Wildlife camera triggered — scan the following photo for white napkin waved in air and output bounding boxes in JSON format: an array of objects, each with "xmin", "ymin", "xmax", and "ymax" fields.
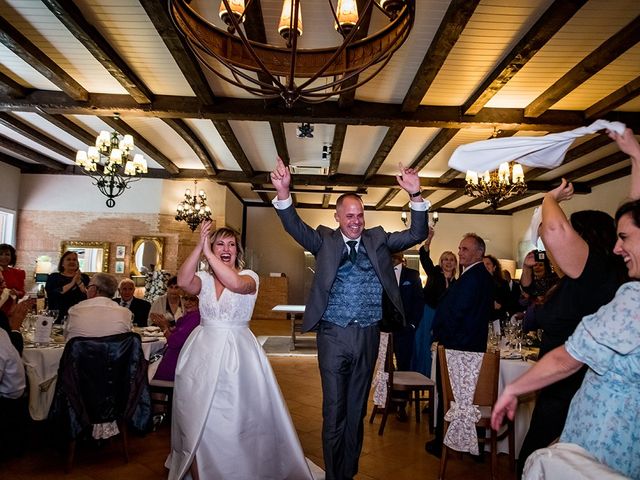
[{"xmin": 448, "ymin": 119, "xmax": 625, "ymax": 174}]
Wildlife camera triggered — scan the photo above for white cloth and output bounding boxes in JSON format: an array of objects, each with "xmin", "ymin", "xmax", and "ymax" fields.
[
  {"xmin": 523, "ymin": 443, "xmax": 630, "ymax": 480},
  {"xmin": 527, "ymin": 207, "xmax": 543, "ymax": 248},
  {"xmin": 167, "ymin": 270, "xmax": 313, "ymax": 480},
  {"xmin": 443, "ymin": 349, "xmax": 483, "ymax": 455},
  {"xmin": 148, "ymin": 294, "xmax": 183, "ymax": 326},
  {"xmin": 0, "ymin": 329, "xmax": 25, "ymax": 399},
  {"xmin": 64, "ymin": 296, "xmax": 132, "ymax": 341},
  {"xmin": 448, "ymin": 119, "xmax": 625, "ymax": 174}
]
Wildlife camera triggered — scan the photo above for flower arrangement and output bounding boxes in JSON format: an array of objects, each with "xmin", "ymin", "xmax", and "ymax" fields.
[{"xmin": 144, "ymin": 270, "xmax": 171, "ymax": 303}]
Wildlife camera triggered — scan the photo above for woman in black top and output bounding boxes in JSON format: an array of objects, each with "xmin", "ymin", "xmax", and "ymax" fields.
[
  {"xmin": 412, "ymin": 226, "xmax": 457, "ymax": 376},
  {"xmin": 516, "ymin": 179, "xmax": 627, "ymax": 477},
  {"xmin": 483, "ymin": 254, "xmax": 511, "ymax": 322},
  {"xmin": 44, "ymin": 251, "xmax": 90, "ymax": 323}
]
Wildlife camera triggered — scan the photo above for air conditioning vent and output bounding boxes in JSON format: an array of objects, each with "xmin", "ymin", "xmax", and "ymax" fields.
[{"xmin": 289, "ymin": 165, "xmax": 329, "ymax": 175}]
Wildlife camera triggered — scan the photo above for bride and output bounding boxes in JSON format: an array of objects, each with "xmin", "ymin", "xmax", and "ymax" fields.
[{"xmin": 167, "ymin": 221, "xmax": 313, "ymax": 480}]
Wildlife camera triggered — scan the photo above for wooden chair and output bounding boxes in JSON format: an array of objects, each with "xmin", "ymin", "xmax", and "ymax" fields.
[
  {"xmin": 369, "ymin": 332, "xmax": 436, "ymax": 435},
  {"xmin": 148, "ymin": 378, "xmax": 175, "ymax": 423},
  {"xmin": 437, "ymin": 345, "xmax": 515, "ymax": 480}
]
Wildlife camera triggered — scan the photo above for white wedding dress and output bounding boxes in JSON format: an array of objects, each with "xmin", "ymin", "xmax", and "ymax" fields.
[{"xmin": 167, "ymin": 270, "xmax": 314, "ymax": 480}]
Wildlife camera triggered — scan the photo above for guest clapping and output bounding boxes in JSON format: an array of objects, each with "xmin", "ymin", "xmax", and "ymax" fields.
[
  {"xmin": 0, "ymin": 244, "xmax": 25, "ymax": 315},
  {"xmin": 148, "ymin": 276, "xmax": 183, "ymax": 327},
  {"xmin": 44, "ymin": 251, "xmax": 90, "ymax": 323}
]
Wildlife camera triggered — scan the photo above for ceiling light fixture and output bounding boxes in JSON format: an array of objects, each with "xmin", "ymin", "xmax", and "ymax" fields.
[
  {"xmin": 169, "ymin": 0, "xmax": 415, "ymax": 107},
  {"xmin": 175, "ymin": 181, "xmax": 213, "ymax": 232},
  {"xmin": 464, "ymin": 162, "xmax": 527, "ymax": 210},
  {"xmin": 75, "ymin": 122, "xmax": 148, "ymax": 208}
]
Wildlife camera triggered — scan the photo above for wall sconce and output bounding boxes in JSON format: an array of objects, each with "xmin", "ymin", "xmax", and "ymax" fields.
[
  {"xmin": 431, "ymin": 211, "xmax": 439, "ymax": 225},
  {"xmin": 401, "ymin": 211, "xmax": 408, "ymax": 226}
]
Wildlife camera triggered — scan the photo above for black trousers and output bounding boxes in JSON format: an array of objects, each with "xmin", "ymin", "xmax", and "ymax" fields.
[{"xmin": 316, "ymin": 322, "xmax": 380, "ymax": 480}]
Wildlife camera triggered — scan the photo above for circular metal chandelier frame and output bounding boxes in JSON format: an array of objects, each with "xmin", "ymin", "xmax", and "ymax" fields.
[{"xmin": 169, "ymin": 0, "xmax": 415, "ymax": 106}]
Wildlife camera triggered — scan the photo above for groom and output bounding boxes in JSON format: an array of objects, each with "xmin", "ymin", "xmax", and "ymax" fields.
[{"xmin": 271, "ymin": 157, "xmax": 428, "ymax": 480}]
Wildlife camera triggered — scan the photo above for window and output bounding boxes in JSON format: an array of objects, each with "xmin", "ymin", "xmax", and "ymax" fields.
[{"xmin": 0, "ymin": 208, "xmax": 15, "ymax": 245}]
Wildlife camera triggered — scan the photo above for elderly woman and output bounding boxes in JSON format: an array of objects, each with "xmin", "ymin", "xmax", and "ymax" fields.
[
  {"xmin": 44, "ymin": 251, "xmax": 90, "ymax": 323},
  {"xmin": 413, "ymin": 226, "xmax": 458, "ymax": 375},
  {"xmin": 492, "ymin": 198, "xmax": 640, "ymax": 478}
]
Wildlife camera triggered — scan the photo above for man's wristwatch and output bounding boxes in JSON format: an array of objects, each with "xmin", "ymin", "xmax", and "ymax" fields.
[{"xmin": 409, "ymin": 190, "xmax": 422, "ymax": 198}]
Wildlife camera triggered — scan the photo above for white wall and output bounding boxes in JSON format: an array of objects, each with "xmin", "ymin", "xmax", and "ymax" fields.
[
  {"xmin": 20, "ymin": 175, "xmax": 227, "ymax": 218},
  {"xmin": 0, "ymin": 162, "xmax": 20, "ymax": 210},
  {"xmin": 225, "ymin": 190, "xmax": 244, "ymax": 233}
]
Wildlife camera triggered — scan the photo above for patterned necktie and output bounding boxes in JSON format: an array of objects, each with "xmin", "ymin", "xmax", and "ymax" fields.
[
  {"xmin": 347, "ymin": 240, "xmax": 357, "ymax": 263},
  {"xmin": 121, "ymin": 300, "xmax": 128, "ymax": 308}
]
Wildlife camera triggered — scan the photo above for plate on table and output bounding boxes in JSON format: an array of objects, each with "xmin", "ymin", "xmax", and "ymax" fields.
[
  {"xmin": 500, "ymin": 350, "xmax": 523, "ymax": 360},
  {"xmin": 141, "ymin": 337, "xmax": 160, "ymax": 343}
]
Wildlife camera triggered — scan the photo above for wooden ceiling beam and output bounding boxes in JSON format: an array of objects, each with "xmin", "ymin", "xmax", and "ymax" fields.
[
  {"xmin": 270, "ymin": 121, "xmax": 290, "ymax": 166},
  {"xmin": 411, "ymin": 128, "xmax": 460, "ymax": 171},
  {"xmin": 41, "ymin": 0, "xmax": 153, "ymax": 105},
  {"xmin": 429, "ymin": 191, "xmax": 466, "ymax": 211},
  {"xmin": 585, "ymin": 75, "xmax": 640, "ymax": 119},
  {"xmin": 0, "ymin": 151, "xmax": 34, "ymax": 170},
  {"xmin": 0, "ymin": 113, "xmax": 76, "ymax": 160},
  {"xmin": 0, "ymin": 134, "xmax": 66, "ymax": 170},
  {"xmin": 375, "ymin": 189, "xmax": 401, "ymax": 210},
  {"xmin": 3, "ymin": 91, "xmax": 627, "ymax": 130},
  {"xmin": 162, "ymin": 118, "xmax": 218, "ymax": 176},
  {"xmin": 363, "ymin": 126, "xmax": 404, "ymax": 179},
  {"xmin": 0, "ymin": 17, "xmax": 88, "ymax": 101},
  {"xmin": 211, "ymin": 120, "xmax": 254, "ymax": 177},
  {"xmin": 0, "ymin": 71, "xmax": 29, "ymax": 98},
  {"xmin": 525, "ymin": 15, "xmax": 640, "ymax": 118},
  {"xmin": 463, "ymin": 0, "xmax": 587, "ymax": 115},
  {"xmin": 37, "ymin": 112, "xmax": 95, "ymax": 145},
  {"xmin": 140, "ymin": 0, "xmax": 215, "ymax": 105},
  {"xmin": 329, "ymin": 124, "xmax": 347, "ymax": 177},
  {"xmin": 99, "ymin": 116, "xmax": 180, "ymax": 175},
  {"xmin": 402, "ymin": 0, "xmax": 480, "ymax": 112}
]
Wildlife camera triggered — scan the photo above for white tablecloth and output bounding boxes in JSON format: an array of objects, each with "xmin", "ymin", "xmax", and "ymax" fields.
[{"xmin": 22, "ymin": 337, "xmax": 166, "ymax": 420}]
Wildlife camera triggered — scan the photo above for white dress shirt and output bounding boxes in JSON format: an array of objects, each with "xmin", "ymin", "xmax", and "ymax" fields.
[
  {"xmin": 65, "ymin": 296, "xmax": 132, "ymax": 341},
  {"xmin": 0, "ymin": 329, "xmax": 25, "ymax": 399}
]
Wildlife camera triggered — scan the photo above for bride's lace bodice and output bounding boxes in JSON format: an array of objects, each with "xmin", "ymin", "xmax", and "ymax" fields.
[{"xmin": 196, "ymin": 270, "xmax": 259, "ymax": 326}]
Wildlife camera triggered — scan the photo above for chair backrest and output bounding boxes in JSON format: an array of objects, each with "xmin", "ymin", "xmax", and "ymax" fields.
[
  {"xmin": 384, "ymin": 332, "xmax": 395, "ymax": 386},
  {"xmin": 437, "ymin": 345, "xmax": 500, "ymax": 411},
  {"xmin": 49, "ymin": 332, "xmax": 152, "ymax": 439}
]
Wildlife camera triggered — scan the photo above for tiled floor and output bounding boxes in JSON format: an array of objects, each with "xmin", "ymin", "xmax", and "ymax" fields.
[{"xmin": 1, "ymin": 319, "xmax": 516, "ymax": 479}]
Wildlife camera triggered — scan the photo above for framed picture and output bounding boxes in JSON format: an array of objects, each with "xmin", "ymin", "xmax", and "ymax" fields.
[
  {"xmin": 115, "ymin": 245, "xmax": 126, "ymax": 259},
  {"xmin": 115, "ymin": 261, "xmax": 125, "ymax": 274}
]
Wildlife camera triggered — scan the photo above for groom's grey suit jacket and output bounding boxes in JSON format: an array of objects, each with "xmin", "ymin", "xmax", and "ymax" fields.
[{"xmin": 275, "ymin": 205, "xmax": 428, "ymax": 332}]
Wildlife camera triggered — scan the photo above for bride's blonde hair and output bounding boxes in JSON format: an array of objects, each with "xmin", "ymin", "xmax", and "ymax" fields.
[{"xmin": 209, "ymin": 227, "xmax": 246, "ymax": 270}]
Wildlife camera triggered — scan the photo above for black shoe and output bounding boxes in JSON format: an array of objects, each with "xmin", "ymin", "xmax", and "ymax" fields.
[
  {"xmin": 425, "ymin": 439, "xmax": 442, "ymax": 458},
  {"xmin": 396, "ymin": 406, "xmax": 408, "ymax": 422}
]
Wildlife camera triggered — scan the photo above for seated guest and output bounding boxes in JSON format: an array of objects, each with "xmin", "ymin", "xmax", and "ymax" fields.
[
  {"xmin": 45, "ymin": 251, "xmax": 90, "ymax": 323},
  {"xmin": 0, "ymin": 299, "xmax": 31, "ymax": 356},
  {"xmin": 0, "ymin": 244, "xmax": 25, "ymax": 315},
  {"xmin": 148, "ymin": 275, "xmax": 183, "ymax": 327},
  {"xmin": 0, "ymin": 327, "xmax": 27, "ymax": 459},
  {"xmin": 152, "ymin": 294, "xmax": 200, "ymax": 382},
  {"xmin": 114, "ymin": 278, "xmax": 151, "ymax": 327},
  {"xmin": 64, "ymin": 273, "xmax": 132, "ymax": 340}
]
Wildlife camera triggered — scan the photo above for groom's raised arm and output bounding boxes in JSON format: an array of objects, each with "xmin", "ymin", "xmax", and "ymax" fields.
[{"xmin": 270, "ymin": 157, "xmax": 322, "ymax": 254}]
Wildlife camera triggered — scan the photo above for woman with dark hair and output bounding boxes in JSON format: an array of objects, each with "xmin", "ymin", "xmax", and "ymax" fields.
[
  {"xmin": 0, "ymin": 244, "xmax": 25, "ymax": 315},
  {"xmin": 44, "ymin": 251, "xmax": 89, "ymax": 322},
  {"xmin": 514, "ymin": 179, "xmax": 627, "ymax": 476},
  {"xmin": 483, "ymin": 254, "xmax": 511, "ymax": 321},
  {"xmin": 493, "ymin": 198, "xmax": 640, "ymax": 478},
  {"xmin": 167, "ymin": 222, "xmax": 312, "ymax": 479},
  {"xmin": 149, "ymin": 275, "xmax": 184, "ymax": 327}
]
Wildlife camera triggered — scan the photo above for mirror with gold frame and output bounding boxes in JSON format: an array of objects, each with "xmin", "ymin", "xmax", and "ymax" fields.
[
  {"xmin": 131, "ymin": 236, "xmax": 164, "ymax": 276},
  {"xmin": 60, "ymin": 241, "xmax": 110, "ymax": 274}
]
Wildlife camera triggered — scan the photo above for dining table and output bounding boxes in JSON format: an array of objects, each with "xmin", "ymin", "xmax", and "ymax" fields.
[{"xmin": 21, "ymin": 329, "xmax": 166, "ymax": 421}]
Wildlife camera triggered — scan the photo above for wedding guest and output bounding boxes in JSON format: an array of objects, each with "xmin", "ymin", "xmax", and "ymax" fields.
[
  {"xmin": 45, "ymin": 251, "xmax": 89, "ymax": 323},
  {"xmin": 0, "ymin": 326, "xmax": 27, "ymax": 460},
  {"xmin": 483, "ymin": 254, "xmax": 510, "ymax": 322},
  {"xmin": 148, "ymin": 276, "xmax": 183, "ymax": 327},
  {"xmin": 514, "ymin": 180, "xmax": 627, "ymax": 476},
  {"xmin": 114, "ymin": 278, "xmax": 151, "ymax": 327},
  {"xmin": 152, "ymin": 294, "xmax": 200, "ymax": 382},
  {"xmin": 414, "ymin": 227, "xmax": 457, "ymax": 376},
  {"xmin": 0, "ymin": 244, "xmax": 25, "ymax": 315},
  {"xmin": 64, "ymin": 273, "xmax": 132, "ymax": 340}
]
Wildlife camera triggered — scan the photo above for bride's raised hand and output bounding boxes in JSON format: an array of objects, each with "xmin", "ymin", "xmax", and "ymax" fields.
[{"xmin": 200, "ymin": 221, "xmax": 213, "ymax": 257}]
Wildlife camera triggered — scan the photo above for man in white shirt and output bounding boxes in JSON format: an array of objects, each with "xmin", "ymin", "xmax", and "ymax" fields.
[
  {"xmin": 65, "ymin": 273, "xmax": 132, "ymax": 341},
  {"xmin": 0, "ymin": 328, "xmax": 25, "ymax": 400},
  {"xmin": 0, "ymin": 327, "xmax": 27, "ymax": 458}
]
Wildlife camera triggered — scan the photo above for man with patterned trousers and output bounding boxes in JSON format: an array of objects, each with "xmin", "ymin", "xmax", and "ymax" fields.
[{"xmin": 271, "ymin": 157, "xmax": 429, "ymax": 480}]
